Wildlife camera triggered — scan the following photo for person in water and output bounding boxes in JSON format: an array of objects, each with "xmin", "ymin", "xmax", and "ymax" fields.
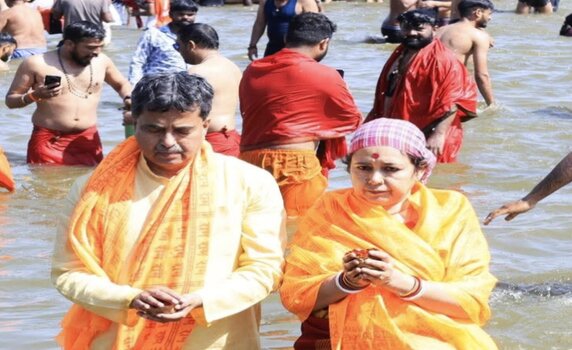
[
  {"xmin": 51, "ymin": 72, "xmax": 286, "ymax": 349},
  {"xmin": 280, "ymin": 118, "xmax": 497, "ymax": 349},
  {"xmin": 247, "ymin": 0, "xmax": 319, "ymax": 60}
]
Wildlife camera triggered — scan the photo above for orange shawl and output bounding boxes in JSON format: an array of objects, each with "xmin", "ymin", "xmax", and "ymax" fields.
[
  {"xmin": 57, "ymin": 137, "xmax": 215, "ymax": 349},
  {"xmin": 280, "ymin": 185, "xmax": 497, "ymax": 350},
  {"xmin": 0, "ymin": 147, "xmax": 15, "ymax": 192}
]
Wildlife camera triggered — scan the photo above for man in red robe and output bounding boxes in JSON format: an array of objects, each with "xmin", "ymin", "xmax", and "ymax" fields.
[
  {"xmin": 239, "ymin": 13, "xmax": 362, "ymax": 217},
  {"xmin": 366, "ymin": 8, "xmax": 477, "ymax": 163}
]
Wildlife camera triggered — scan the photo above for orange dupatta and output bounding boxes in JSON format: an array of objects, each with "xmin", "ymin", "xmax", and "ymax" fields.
[
  {"xmin": 0, "ymin": 147, "xmax": 15, "ymax": 192},
  {"xmin": 57, "ymin": 137, "xmax": 216, "ymax": 349},
  {"xmin": 280, "ymin": 185, "xmax": 498, "ymax": 350}
]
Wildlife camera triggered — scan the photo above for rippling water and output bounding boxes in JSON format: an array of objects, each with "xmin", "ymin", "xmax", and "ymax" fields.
[{"xmin": 1, "ymin": 0, "xmax": 571, "ymax": 348}]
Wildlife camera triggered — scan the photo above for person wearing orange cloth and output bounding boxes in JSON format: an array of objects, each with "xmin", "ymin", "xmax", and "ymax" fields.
[
  {"xmin": 0, "ymin": 147, "xmax": 15, "ymax": 192},
  {"xmin": 176, "ymin": 23, "xmax": 242, "ymax": 157},
  {"xmin": 51, "ymin": 72, "xmax": 286, "ymax": 349},
  {"xmin": 5, "ymin": 21, "xmax": 131, "ymax": 166},
  {"xmin": 366, "ymin": 8, "xmax": 478, "ymax": 163},
  {"xmin": 239, "ymin": 13, "xmax": 362, "ymax": 217},
  {"xmin": 280, "ymin": 118, "xmax": 498, "ymax": 350}
]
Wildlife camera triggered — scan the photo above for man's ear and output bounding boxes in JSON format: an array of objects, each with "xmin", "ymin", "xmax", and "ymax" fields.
[
  {"xmin": 188, "ymin": 40, "xmax": 197, "ymax": 50},
  {"xmin": 318, "ymin": 38, "xmax": 330, "ymax": 51},
  {"xmin": 202, "ymin": 118, "xmax": 211, "ymax": 136}
]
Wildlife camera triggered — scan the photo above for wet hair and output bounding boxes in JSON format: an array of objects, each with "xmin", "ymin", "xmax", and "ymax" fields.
[
  {"xmin": 170, "ymin": 0, "xmax": 199, "ymax": 13},
  {"xmin": 62, "ymin": 21, "xmax": 106, "ymax": 44},
  {"xmin": 285, "ymin": 12, "xmax": 337, "ymax": 47},
  {"xmin": 178, "ymin": 23, "xmax": 219, "ymax": 50},
  {"xmin": 397, "ymin": 8, "xmax": 438, "ymax": 27},
  {"xmin": 131, "ymin": 72, "xmax": 213, "ymax": 120},
  {"xmin": 458, "ymin": 0, "xmax": 495, "ymax": 18},
  {"xmin": 0, "ymin": 33, "xmax": 17, "ymax": 47}
]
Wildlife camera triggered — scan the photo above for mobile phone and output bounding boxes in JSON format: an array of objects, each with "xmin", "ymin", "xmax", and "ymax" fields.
[
  {"xmin": 44, "ymin": 75, "xmax": 61, "ymax": 88},
  {"xmin": 336, "ymin": 69, "xmax": 345, "ymax": 79}
]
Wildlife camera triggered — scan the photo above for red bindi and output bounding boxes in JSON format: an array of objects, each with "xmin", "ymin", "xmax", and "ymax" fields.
[{"xmin": 371, "ymin": 153, "xmax": 380, "ymax": 159}]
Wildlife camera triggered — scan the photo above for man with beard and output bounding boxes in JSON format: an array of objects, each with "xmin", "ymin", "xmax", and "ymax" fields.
[
  {"xmin": 0, "ymin": 32, "xmax": 16, "ymax": 71},
  {"xmin": 128, "ymin": 0, "xmax": 197, "ymax": 86},
  {"xmin": 5, "ymin": 21, "xmax": 131, "ymax": 165},
  {"xmin": 0, "ymin": 0, "xmax": 47, "ymax": 59},
  {"xmin": 176, "ymin": 23, "xmax": 243, "ymax": 157},
  {"xmin": 239, "ymin": 13, "xmax": 362, "ymax": 218},
  {"xmin": 366, "ymin": 8, "xmax": 477, "ymax": 163},
  {"xmin": 437, "ymin": 0, "xmax": 495, "ymax": 106}
]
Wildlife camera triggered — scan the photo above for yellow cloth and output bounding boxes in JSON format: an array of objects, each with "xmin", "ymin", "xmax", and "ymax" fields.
[
  {"xmin": 240, "ymin": 149, "xmax": 327, "ymax": 217},
  {"xmin": 52, "ymin": 138, "xmax": 286, "ymax": 349},
  {"xmin": 280, "ymin": 184, "xmax": 498, "ymax": 350}
]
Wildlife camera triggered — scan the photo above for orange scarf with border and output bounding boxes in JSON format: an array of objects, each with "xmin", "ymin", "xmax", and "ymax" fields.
[
  {"xmin": 57, "ymin": 137, "xmax": 215, "ymax": 349},
  {"xmin": 280, "ymin": 185, "xmax": 497, "ymax": 350}
]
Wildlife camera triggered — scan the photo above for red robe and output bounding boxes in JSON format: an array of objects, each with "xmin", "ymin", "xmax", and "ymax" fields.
[
  {"xmin": 239, "ymin": 49, "xmax": 362, "ymax": 174},
  {"xmin": 367, "ymin": 39, "xmax": 477, "ymax": 163},
  {"xmin": 27, "ymin": 125, "xmax": 103, "ymax": 166}
]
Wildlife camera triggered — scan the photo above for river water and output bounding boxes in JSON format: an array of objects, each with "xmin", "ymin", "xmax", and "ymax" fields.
[{"xmin": 1, "ymin": 0, "xmax": 571, "ymax": 348}]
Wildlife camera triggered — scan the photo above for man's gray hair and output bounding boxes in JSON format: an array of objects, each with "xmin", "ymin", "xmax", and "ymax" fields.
[{"xmin": 131, "ymin": 72, "xmax": 213, "ymax": 120}]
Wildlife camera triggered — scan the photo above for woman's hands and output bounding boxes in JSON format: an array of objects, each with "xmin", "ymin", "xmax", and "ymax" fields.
[{"xmin": 348, "ymin": 249, "xmax": 417, "ymax": 296}]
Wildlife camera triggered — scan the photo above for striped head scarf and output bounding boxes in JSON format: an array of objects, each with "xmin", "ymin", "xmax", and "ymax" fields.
[{"xmin": 349, "ymin": 118, "xmax": 436, "ymax": 183}]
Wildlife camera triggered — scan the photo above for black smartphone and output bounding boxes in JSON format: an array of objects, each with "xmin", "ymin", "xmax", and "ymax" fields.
[
  {"xmin": 44, "ymin": 75, "xmax": 61, "ymax": 88},
  {"xmin": 336, "ymin": 69, "xmax": 345, "ymax": 79}
]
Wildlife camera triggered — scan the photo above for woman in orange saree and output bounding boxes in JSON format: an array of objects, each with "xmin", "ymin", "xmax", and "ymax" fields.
[{"xmin": 280, "ymin": 118, "xmax": 498, "ymax": 350}]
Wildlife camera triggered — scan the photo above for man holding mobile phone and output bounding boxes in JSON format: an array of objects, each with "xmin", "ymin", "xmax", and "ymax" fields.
[{"xmin": 5, "ymin": 21, "xmax": 131, "ymax": 166}]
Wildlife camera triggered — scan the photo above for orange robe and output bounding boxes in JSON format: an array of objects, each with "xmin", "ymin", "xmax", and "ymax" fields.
[
  {"xmin": 367, "ymin": 39, "xmax": 478, "ymax": 163},
  {"xmin": 280, "ymin": 185, "xmax": 498, "ymax": 350}
]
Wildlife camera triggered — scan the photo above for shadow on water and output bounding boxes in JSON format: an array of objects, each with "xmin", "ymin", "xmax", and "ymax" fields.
[
  {"xmin": 531, "ymin": 106, "xmax": 572, "ymax": 120},
  {"xmin": 495, "ymin": 280, "xmax": 572, "ymax": 298}
]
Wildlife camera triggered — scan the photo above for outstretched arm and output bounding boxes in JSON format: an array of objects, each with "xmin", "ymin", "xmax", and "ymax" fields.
[{"xmin": 484, "ymin": 152, "xmax": 572, "ymax": 224}]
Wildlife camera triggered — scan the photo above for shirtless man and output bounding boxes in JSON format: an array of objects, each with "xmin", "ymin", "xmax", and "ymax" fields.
[
  {"xmin": 381, "ymin": 0, "xmax": 418, "ymax": 43},
  {"xmin": 0, "ymin": 0, "xmax": 47, "ymax": 59},
  {"xmin": 5, "ymin": 21, "xmax": 131, "ymax": 166},
  {"xmin": 437, "ymin": 0, "xmax": 494, "ymax": 105},
  {"xmin": 247, "ymin": 0, "xmax": 319, "ymax": 60},
  {"xmin": 0, "ymin": 32, "xmax": 16, "ymax": 71},
  {"xmin": 177, "ymin": 23, "xmax": 242, "ymax": 157}
]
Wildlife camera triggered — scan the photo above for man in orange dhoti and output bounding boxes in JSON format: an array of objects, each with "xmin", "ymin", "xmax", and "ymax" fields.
[
  {"xmin": 52, "ymin": 72, "xmax": 286, "ymax": 349},
  {"xmin": 366, "ymin": 9, "xmax": 478, "ymax": 163},
  {"xmin": 280, "ymin": 118, "xmax": 497, "ymax": 349},
  {"xmin": 239, "ymin": 13, "xmax": 362, "ymax": 217}
]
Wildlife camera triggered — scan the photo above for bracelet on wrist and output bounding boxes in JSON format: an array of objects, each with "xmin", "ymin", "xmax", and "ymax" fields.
[
  {"xmin": 248, "ymin": 45, "xmax": 256, "ymax": 49},
  {"xmin": 400, "ymin": 276, "xmax": 426, "ymax": 301},
  {"xmin": 335, "ymin": 272, "xmax": 365, "ymax": 294}
]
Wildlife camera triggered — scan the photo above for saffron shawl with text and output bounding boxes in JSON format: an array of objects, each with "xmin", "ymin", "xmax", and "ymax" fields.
[{"xmin": 57, "ymin": 138, "xmax": 216, "ymax": 349}]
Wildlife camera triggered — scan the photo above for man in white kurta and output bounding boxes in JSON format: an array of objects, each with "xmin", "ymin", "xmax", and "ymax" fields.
[{"xmin": 51, "ymin": 72, "xmax": 286, "ymax": 349}]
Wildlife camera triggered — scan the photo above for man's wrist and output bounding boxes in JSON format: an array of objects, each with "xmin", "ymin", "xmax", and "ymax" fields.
[{"xmin": 248, "ymin": 44, "xmax": 256, "ymax": 49}]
